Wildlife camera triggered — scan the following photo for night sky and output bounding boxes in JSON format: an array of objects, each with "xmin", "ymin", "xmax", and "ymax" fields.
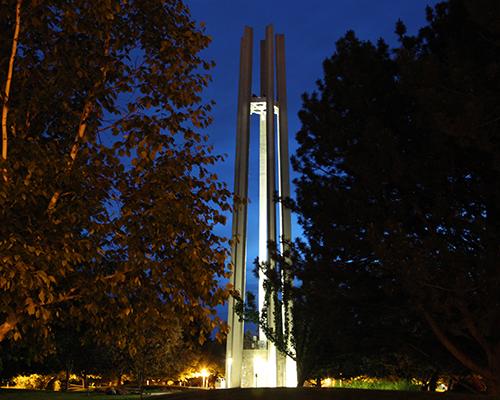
[{"xmin": 185, "ymin": 0, "xmax": 439, "ymax": 311}]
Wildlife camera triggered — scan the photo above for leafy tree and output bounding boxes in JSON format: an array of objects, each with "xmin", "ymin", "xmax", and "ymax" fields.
[
  {"xmin": 125, "ymin": 322, "xmax": 182, "ymax": 396},
  {"xmin": 0, "ymin": 0, "xmax": 230, "ymax": 359},
  {"xmin": 293, "ymin": 0, "xmax": 500, "ymax": 393},
  {"xmin": 174, "ymin": 338, "xmax": 224, "ymax": 385}
]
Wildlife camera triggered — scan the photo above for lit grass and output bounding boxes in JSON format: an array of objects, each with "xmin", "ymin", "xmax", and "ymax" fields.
[{"xmin": 337, "ymin": 379, "xmax": 419, "ymax": 391}]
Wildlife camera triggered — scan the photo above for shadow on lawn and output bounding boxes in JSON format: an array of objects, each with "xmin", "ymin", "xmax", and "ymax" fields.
[{"xmin": 154, "ymin": 387, "xmax": 500, "ymax": 400}]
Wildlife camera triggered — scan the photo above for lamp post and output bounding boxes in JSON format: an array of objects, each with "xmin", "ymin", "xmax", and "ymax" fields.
[{"xmin": 201, "ymin": 369, "xmax": 209, "ymax": 388}]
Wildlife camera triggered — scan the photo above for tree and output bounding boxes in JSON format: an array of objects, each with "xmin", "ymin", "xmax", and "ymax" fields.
[
  {"xmin": 126, "ymin": 322, "xmax": 182, "ymax": 397},
  {"xmin": 294, "ymin": 0, "xmax": 500, "ymax": 393},
  {"xmin": 253, "ymin": 241, "xmax": 462, "ymax": 387},
  {"xmin": 173, "ymin": 338, "xmax": 224, "ymax": 386},
  {"xmin": 0, "ymin": 0, "xmax": 230, "ymax": 357}
]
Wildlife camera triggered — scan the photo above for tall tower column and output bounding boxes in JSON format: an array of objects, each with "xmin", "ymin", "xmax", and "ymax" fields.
[
  {"xmin": 263, "ymin": 24, "xmax": 280, "ymax": 388},
  {"xmin": 258, "ymin": 110, "xmax": 267, "ymax": 342},
  {"xmin": 258, "ymin": 37, "xmax": 268, "ymax": 344},
  {"xmin": 276, "ymin": 33, "xmax": 297, "ymax": 387},
  {"xmin": 225, "ymin": 26, "xmax": 252, "ymax": 389}
]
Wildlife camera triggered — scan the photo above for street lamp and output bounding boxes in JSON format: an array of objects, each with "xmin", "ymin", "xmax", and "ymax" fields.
[{"xmin": 200, "ymin": 369, "xmax": 209, "ymax": 388}]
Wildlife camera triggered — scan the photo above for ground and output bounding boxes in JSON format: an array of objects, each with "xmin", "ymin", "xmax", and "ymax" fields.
[
  {"xmin": 2, "ymin": 388, "xmax": 499, "ymax": 400},
  {"xmin": 0, "ymin": 389, "xmax": 139, "ymax": 400},
  {"xmin": 155, "ymin": 388, "xmax": 499, "ymax": 400}
]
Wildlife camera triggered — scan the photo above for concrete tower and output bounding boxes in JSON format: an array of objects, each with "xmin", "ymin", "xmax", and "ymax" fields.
[{"xmin": 225, "ymin": 25, "xmax": 296, "ymax": 389}]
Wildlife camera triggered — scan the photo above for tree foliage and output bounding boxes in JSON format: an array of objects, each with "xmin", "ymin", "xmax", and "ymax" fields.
[
  {"xmin": 293, "ymin": 0, "xmax": 500, "ymax": 393},
  {"xmin": 0, "ymin": 0, "xmax": 230, "ymax": 359}
]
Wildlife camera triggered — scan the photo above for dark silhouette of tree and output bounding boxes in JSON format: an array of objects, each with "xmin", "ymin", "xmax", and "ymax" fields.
[
  {"xmin": 253, "ymin": 242, "xmax": 462, "ymax": 387},
  {"xmin": 293, "ymin": 0, "xmax": 500, "ymax": 393}
]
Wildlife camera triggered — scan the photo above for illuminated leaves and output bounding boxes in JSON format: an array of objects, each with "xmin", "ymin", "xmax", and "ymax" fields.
[{"xmin": 0, "ymin": 0, "xmax": 230, "ymax": 356}]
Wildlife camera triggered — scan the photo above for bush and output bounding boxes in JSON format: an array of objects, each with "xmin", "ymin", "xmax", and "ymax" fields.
[
  {"xmin": 342, "ymin": 376, "xmax": 419, "ymax": 391},
  {"xmin": 12, "ymin": 374, "xmax": 53, "ymax": 389}
]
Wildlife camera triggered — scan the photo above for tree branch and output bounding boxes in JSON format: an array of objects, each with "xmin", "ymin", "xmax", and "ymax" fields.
[
  {"xmin": 46, "ymin": 100, "xmax": 94, "ymax": 213},
  {"xmin": 421, "ymin": 281, "xmax": 456, "ymax": 292},
  {"xmin": 1, "ymin": 0, "xmax": 22, "ymax": 182},
  {"xmin": 420, "ymin": 306, "xmax": 494, "ymax": 380},
  {"xmin": 457, "ymin": 301, "xmax": 492, "ymax": 360},
  {"xmin": 39, "ymin": 291, "xmax": 80, "ymax": 307},
  {"xmin": 47, "ymin": 33, "xmax": 111, "ymax": 214},
  {"xmin": 477, "ymin": 115, "xmax": 500, "ymax": 129}
]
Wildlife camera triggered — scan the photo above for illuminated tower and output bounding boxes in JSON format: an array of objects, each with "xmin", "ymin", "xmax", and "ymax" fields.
[{"xmin": 225, "ymin": 25, "xmax": 296, "ymax": 388}]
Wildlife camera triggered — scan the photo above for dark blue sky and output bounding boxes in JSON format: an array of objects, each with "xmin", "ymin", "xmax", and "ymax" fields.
[{"xmin": 185, "ymin": 0, "xmax": 439, "ymax": 307}]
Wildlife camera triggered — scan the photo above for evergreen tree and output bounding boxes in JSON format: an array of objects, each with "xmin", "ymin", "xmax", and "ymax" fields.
[{"xmin": 294, "ymin": 0, "xmax": 500, "ymax": 393}]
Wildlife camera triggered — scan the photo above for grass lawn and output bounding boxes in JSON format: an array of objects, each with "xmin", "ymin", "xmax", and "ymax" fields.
[
  {"xmin": 2, "ymin": 388, "xmax": 499, "ymax": 400},
  {"xmin": 0, "ymin": 389, "xmax": 142, "ymax": 400}
]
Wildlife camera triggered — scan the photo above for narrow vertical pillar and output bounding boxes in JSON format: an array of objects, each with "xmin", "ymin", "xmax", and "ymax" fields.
[
  {"xmin": 276, "ymin": 38, "xmax": 291, "ymax": 248},
  {"xmin": 258, "ymin": 115, "xmax": 267, "ymax": 343},
  {"xmin": 258, "ymin": 38, "xmax": 268, "ymax": 343},
  {"xmin": 225, "ymin": 26, "xmax": 253, "ymax": 388},
  {"xmin": 264, "ymin": 24, "xmax": 280, "ymax": 387},
  {"xmin": 276, "ymin": 33, "xmax": 297, "ymax": 387},
  {"xmin": 260, "ymin": 40, "xmax": 266, "ymax": 97}
]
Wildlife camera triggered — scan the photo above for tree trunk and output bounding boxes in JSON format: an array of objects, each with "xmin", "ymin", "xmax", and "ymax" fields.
[
  {"xmin": 486, "ymin": 378, "xmax": 500, "ymax": 396},
  {"xmin": 63, "ymin": 367, "xmax": 70, "ymax": 392},
  {"xmin": 296, "ymin": 363, "xmax": 306, "ymax": 387},
  {"xmin": 1, "ymin": 0, "xmax": 22, "ymax": 182},
  {"xmin": 139, "ymin": 372, "xmax": 144, "ymax": 400},
  {"xmin": 421, "ymin": 307, "xmax": 494, "ymax": 380},
  {"xmin": 428, "ymin": 373, "xmax": 438, "ymax": 392},
  {"xmin": 111, "ymin": 371, "xmax": 122, "ymax": 387},
  {"xmin": 485, "ymin": 350, "xmax": 500, "ymax": 395}
]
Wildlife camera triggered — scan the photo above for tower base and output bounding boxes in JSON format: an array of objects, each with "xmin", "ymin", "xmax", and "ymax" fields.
[{"xmin": 240, "ymin": 348, "xmax": 297, "ymax": 388}]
